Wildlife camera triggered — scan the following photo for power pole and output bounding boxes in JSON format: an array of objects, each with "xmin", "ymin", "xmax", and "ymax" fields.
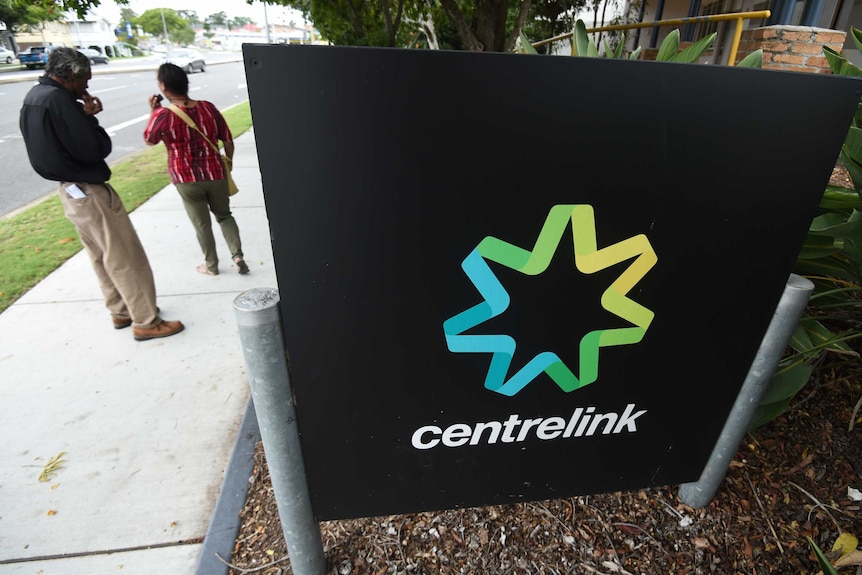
[{"xmin": 160, "ymin": 8, "xmax": 169, "ymax": 45}]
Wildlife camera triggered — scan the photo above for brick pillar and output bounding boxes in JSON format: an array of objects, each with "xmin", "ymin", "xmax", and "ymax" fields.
[{"xmin": 735, "ymin": 25, "xmax": 846, "ymax": 73}]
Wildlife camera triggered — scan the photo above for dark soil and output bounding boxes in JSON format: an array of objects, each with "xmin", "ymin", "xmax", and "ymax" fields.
[{"xmin": 224, "ymin": 167, "xmax": 862, "ymax": 574}]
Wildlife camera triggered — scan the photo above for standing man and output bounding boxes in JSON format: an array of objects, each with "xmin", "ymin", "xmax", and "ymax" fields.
[{"xmin": 20, "ymin": 47, "xmax": 184, "ymax": 341}]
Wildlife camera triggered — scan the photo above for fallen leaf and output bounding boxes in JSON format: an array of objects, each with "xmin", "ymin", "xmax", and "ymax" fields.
[
  {"xmin": 835, "ymin": 549, "xmax": 862, "ymax": 567},
  {"xmin": 47, "ymin": 510, "xmax": 57, "ymax": 516},
  {"xmin": 781, "ymin": 453, "xmax": 815, "ymax": 475},
  {"xmin": 57, "ymin": 237, "xmax": 75, "ymax": 244},
  {"xmin": 832, "ymin": 533, "xmax": 859, "ymax": 557},
  {"xmin": 743, "ymin": 537, "xmax": 753, "ymax": 559},
  {"xmin": 694, "ymin": 537, "xmax": 710, "ymax": 549},
  {"xmin": 38, "ymin": 452, "xmax": 67, "ymax": 483}
]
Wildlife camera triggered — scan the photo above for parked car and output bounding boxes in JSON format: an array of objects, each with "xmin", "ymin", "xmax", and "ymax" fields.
[
  {"xmin": 0, "ymin": 46, "xmax": 14, "ymax": 64},
  {"xmin": 19, "ymin": 46, "xmax": 54, "ymax": 69},
  {"xmin": 166, "ymin": 49, "xmax": 205, "ymax": 73},
  {"xmin": 77, "ymin": 48, "xmax": 109, "ymax": 65}
]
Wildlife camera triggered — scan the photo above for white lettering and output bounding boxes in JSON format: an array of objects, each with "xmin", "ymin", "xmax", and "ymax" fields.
[
  {"xmin": 563, "ymin": 407, "xmax": 583, "ymax": 438},
  {"xmin": 536, "ymin": 417, "xmax": 566, "ymax": 440},
  {"xmin": 613, "ymin": 403, "xmax": 647, "ymax": 433},
  {"xmin": 516, "ymin": 418, "xmax": 544, "ymax": 442},
  {"xmin": 574, "ymin": 406, "xmax": 595, "ymax": 437},
  {"xmin": 587, "ymin": 412, "xmax": 618, "ymax": 435},
  {"xmin": 442, "ymin": 423, "xmax": 472, "ymax": 447},
  {"xmin": 410, "ymin": 404, "xmax": 648, "ymax": 450},
  {"xmin": 471, "ymin": 421, "xmax": 502, "ymax": 445},
  {"xmin": 411, "ymin": 425, "xmax": 442, "ymax": 449},
  {"xmin": 501, "ymin": 414, "xmax": 523, "ymax": 443}
]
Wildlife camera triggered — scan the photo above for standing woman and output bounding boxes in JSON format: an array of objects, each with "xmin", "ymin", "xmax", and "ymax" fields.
[{"xmin": 144, "ymin": 63, "xmax": 249, "ymax": 276}]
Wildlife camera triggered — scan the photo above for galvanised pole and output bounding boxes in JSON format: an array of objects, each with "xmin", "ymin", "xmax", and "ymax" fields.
[
  {"xmin": 678, "ymin": 274, "xmax": 814, "ymax": 508},
  {"xmin": 234, "ymin": 288, "xmax": 325, "ymax": 575}
]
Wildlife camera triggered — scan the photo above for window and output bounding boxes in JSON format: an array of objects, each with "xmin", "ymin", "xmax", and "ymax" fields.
[{"xmin": 694, "ymin": 0, "xmax": 723, "ymax": 40}]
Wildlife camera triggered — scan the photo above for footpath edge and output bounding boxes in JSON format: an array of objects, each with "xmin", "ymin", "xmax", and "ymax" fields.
[{"xmin": 194, "ymin": 399, "xmax": 260, "ymax": 575}]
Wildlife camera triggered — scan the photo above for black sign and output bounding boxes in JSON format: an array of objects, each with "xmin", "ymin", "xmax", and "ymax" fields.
[{"xmin": 244, "ymin": 44, "xmax": 861, "ymax": 521}]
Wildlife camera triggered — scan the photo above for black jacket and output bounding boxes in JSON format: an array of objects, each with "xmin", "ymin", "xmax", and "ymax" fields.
[{"xmin": 19, "ymin": 76, "xmax": 112, "ymax": 183}]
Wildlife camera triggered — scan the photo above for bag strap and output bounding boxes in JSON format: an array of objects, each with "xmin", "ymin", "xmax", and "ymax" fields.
[{"xmin": 166, "ymin": 103, "xmax": 221, "ymax": 156}]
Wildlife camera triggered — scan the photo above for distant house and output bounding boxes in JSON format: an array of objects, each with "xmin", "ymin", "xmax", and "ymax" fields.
[
  {"xmin": 15, "ymin": 15, "xmax": 122, "ymax": 57},
  {"xmin": 65, "ymin": 17, "xmax": 120, "ymax": 57},
  {"xmin": 15, "ymin": 20, "xmax": 73, "ymax": 52}
]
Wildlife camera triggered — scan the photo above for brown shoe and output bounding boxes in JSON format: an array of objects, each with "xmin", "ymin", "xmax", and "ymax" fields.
[
  {"xmin": 133, "ymin": 320, "xmax": 185, "ymax": 341},
  {"xmin": 112, "ymin": 307, "xmax": 160, "ymax": 330}
]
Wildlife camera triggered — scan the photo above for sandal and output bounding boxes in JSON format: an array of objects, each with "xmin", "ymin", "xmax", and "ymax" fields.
[
  {"xmin": 234, "ymin": 256, "xmax": 250, "ymax": 275},
  {"xmin": 196, "ymin": 264, "xmax": 218, "ymax": 276}
]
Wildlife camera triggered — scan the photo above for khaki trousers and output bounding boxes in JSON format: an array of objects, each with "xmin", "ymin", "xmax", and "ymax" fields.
[
  {"xmin": 175, "ymin": 179, "xmax": 243, "ymax": 274},
  {"xmin": 59, "ymin": 182, "xmax": 161, "ymax": 329}
]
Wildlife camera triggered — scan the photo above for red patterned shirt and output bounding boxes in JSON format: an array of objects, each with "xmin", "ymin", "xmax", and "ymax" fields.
[{"xmin": 144, "ymin": 101, "xmax": 233, "ymax": 184}]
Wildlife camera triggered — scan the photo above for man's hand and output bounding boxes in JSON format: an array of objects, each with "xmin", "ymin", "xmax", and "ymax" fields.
[{"xmin": 82, "ymin": 92, "xmax": 103, "ymax": 116}]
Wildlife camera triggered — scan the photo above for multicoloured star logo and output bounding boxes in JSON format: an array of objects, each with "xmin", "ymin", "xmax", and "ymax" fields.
[{"xmin": 443, "ymin": 204, "xmax": 658, "ymax": 396}]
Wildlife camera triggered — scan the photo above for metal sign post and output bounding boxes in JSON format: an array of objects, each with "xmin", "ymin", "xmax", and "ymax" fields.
[
  {"xmin": 234, "ymin": 288, "xmax": 325, "ymax": 575},
  {"xmin": 678, "ymin": 274, "xmax": 814, "ymax": 507}
]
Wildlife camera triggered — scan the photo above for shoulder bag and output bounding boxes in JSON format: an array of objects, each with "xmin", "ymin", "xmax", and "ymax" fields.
[{"xmin": 166, "ymin": 103, "xmax": 238, "ymax": 196}]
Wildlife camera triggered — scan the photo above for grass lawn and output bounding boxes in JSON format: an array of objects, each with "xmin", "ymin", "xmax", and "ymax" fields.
[{"xmin": 0, "ymin": 101, "xmax": 252, "ymax": 314}]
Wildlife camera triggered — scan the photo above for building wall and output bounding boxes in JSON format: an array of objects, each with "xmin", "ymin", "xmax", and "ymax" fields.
[
  {"xmin": 67, "ymin": 19, "xmax": 121, "ymax": 56},
  {"xmin": 735, "ymin": 25, "xmax": 845, "ymax": 70},
  {"xmin": 16, "ymin": 21, "xmax": 73, "ymax": 50}
]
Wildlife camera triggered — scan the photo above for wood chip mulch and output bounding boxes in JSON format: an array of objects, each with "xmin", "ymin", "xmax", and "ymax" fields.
[{"xmin": 222, "ymin": 349, "xmax": 861, "ymax": 575}]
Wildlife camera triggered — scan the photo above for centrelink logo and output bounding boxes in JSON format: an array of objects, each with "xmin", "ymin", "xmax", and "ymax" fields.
[
  {"xmin": 408, "ymin": 205, "xmax": 657, "ymax": 451},
  {"xmin": 443, "ymin": 204, "xmax": 657, "ymax": 396}
]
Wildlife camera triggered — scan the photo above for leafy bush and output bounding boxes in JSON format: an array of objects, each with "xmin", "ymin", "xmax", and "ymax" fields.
[
  {"xmin": 750, "ymin": 30, "xmax": 862, "ymax": 429},
  {"xmin": 519, "ymin": 18, "xmax": 764, "ymax": 67}
]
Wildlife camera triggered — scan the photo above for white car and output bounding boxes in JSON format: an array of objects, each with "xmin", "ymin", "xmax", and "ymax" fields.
[
  {"xmin": 166, "ymin": 49, "xmax": 206, "ymax": 73},
  {"xmin": 0, "ymin": 46, "xmax": 14, "ymax": 65}
]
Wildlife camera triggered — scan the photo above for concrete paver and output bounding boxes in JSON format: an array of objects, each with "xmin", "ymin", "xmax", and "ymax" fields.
[{"xmin": 0, "ymin": 129, "xmax": 271, "ymax": 574}]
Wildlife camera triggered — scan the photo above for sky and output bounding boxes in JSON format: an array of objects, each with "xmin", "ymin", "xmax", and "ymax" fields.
[{"xmin": 92, "ymin": 0, "xmax": 307, "ymax": 29}]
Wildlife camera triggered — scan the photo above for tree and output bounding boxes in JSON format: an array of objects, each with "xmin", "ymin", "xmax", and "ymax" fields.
[
  {"xmin": 276, "ymin": 0, "xmax": 415, "ymax": 47},
  {"xmin": 436, "ymin": 0, "xmax": 531, "ymax": 51},
  {"xmin": 523, "ymin": 0, "xmax": 585, "ymax": 53},
  {"xmin": 0, "ymin": 1, "xmax": 63, "ymax": 36},
  {"xmin": 120, "ymin": 7, "xmax": 136, "ymax": 23},
  {"xmin": 135, "ymin": 8, "xmax": 195, "ymax": 45},
  {"xmin": 272, "ymin": 0, "xmax": 554, "ymax": 52},
  {"xmin": 177, "ymin": 10, "xmax": 201, "ymax": 27},
  {"xmin": 231, "ymin": 16, "xmax": 254, "ymax": 29},
  {"xmin": 33, "ymin": 0, "xmax": 557, "ymax": 53},
  {"xmin": 206, "ymin": 11, "xmax": 228, "ymax": 28}
]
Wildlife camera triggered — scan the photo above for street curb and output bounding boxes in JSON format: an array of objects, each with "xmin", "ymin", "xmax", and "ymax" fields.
[{"xmin": 194, "ymin": 399, "xmax": 260, "ymax": 575}]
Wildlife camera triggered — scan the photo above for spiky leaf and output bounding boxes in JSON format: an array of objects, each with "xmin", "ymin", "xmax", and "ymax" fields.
[
  {"xmin": 671, "ymin": 33, "xmax": 716, "ymax": 63},
  {"xmin": 824, "ymin": 46, "xmax": 862, "ymax": 76},
  {"xmin": 749, "ymin": 398, "xmax": 793, "ymax": 430},
  {"xmin": 761, "ymin": 362, "xmax": 813, "ymax": 405},
  {"xmin": 518, "ymin": 30, "xmax": 538, "ymax": 54},
  {"xmin": 656, "ymin": 29, "xmax": 680, "ymax": 61},
  {"xmin": 573, "ymin": 19, "xmax": 598, "ymax": 58},
  {"xmin": 808, "ymin": 537, "xmax": 840, "ymax": 575},
  {"xmin": 736, "ymin": 49, "xmax": 763, "ymax": 68}
]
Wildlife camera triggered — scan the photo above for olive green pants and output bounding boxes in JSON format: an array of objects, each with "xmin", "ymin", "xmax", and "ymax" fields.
[{"xmin": 175, "ymin": 179, "xmax": 243, "ymax": 274}]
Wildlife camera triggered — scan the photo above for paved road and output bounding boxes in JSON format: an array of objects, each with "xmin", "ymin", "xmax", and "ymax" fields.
[{"xmin": 0, "ymin": 51, "xmax": 246, "ymax": 217}]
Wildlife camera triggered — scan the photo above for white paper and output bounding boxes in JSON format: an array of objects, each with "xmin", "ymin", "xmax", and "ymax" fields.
[{"xmin": 65, "ymin": 184, "xmax": 86, "ymax": 199}]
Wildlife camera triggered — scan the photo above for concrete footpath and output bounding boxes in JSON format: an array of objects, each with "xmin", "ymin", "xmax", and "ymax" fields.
[{"xmin": 0, "ymin": 129, "xmax": 271, "ymax": 574}]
